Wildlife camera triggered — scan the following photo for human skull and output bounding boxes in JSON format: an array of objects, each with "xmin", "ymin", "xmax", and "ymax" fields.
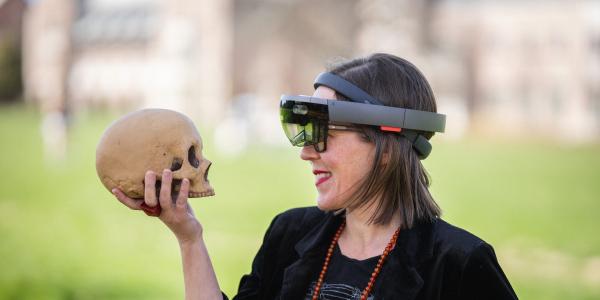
[{"xmin": 96, "ymin": 108, "xmax": 214, "ymax": 199}]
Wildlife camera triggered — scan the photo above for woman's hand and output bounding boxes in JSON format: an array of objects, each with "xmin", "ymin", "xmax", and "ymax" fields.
[
  {"xmin": 112, "ymin": 169, "xmax": 203, "ymax": 244},
  {"xmin": 113, "ymin": 170, "xmax": 223, "ymax": 300}
]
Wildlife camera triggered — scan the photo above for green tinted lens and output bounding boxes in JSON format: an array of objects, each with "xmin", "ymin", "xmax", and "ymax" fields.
[
  {"xmin": 281, "ymin": 120, "xmax": 328, "ymax": 149},
  {"xmin": 280, "ymin": 98, "xmax": 329, "ymax": 149},
  {"xmin": 283, "ymin": 122, "xmax": 315, "ymax": 147}
]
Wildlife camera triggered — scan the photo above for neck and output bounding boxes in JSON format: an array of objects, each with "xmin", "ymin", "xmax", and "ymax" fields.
[{"xmin": 338, "ymin": 204, "xmax": 401, "ymax": 260}]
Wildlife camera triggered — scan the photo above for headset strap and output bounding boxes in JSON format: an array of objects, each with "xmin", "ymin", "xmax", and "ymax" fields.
[
  {"xmin": 313, "ymin": 72, "xmax": 383, "ymax": 105},
  {"xmin": 400, "ymin": 130, "xmax": 432, "ymax": 159},
  {"xmin": 312, "ymin": 72, "xmax": 435, "ymax": 160}
]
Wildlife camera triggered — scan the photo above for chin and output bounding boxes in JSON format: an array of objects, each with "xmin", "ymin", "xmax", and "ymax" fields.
[{"xmin": 316, "ymin": 196, "xmax": 343, "ymax": 212}]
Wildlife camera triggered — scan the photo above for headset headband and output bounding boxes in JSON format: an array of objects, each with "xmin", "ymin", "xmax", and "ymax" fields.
[
  {"xmin": 313, "ymin": 72, "xmax": 383, "ymax": 105},
  {"xmin": 301, "ymin": 71, "xmax": 446, "ymax": 159}
]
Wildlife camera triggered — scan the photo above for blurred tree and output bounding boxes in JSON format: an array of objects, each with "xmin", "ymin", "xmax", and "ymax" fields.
[{"xmin": 0, "ymin": 34, "xmax": 22, "ymax": 102}]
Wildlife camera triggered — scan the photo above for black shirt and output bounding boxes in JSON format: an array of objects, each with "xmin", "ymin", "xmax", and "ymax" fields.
[
  {"xmin": 226, "ymin": 206, "xmax": 518, "ymax": 300},
  {"xmin": 305, "ymin": 245, "xmax": 382, "ymax": 300}
]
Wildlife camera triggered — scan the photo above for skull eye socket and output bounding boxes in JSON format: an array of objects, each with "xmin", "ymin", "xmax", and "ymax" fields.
[
  {"xmin": 188, "ymin": 145, "xmax": 200, "ymax": 168},
  {"xmin": 170, "ymin": 157, "xmax": 183, "ymax": 171}
]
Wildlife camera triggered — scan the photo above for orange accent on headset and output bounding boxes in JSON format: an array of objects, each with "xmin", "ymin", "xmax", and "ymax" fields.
[{"xmin": 380, "ymin": 126, "xmax": 402, "ymax": 132}]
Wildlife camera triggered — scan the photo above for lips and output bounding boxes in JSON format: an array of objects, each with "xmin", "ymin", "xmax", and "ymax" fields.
[{"xmin": 313, "ymin": 170, "xmax": 332, "ymax": 186}]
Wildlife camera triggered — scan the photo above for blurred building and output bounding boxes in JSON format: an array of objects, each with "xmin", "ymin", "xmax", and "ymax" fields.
[
  {"xmin": 17, "ymin": 0, "xmax": 600, "ymax": 149},
  {"xmin": 429, "ymin": 0, "xmax": 600, "ymax": 141},
  {"xmin": 0, "ymin": 0, "xmax": 24, "ymax": 41},
  {"xmin": 22, "ymin": 0, "xmax": 231, "ymax": 126},
  {"xmin": 232, "ymin": 0, "xmax": 600, "ymax": 143},
  {"xmin": 354, "ymin": 0, "xmax": 600, "ymax": 142}
]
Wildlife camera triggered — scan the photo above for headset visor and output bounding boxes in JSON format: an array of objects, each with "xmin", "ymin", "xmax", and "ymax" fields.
[
  {"xmin": 280, "ymin": 96, "xmax": 330, "ymax": 151},
  {"xmin": 279, "ymin": 94, "xmax": 446, "ymax": 158}
]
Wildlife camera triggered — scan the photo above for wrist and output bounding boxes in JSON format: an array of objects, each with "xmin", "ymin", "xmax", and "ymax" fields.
[{"xmin": 177, "ymin": 232, "xmax": 204, "ymax": 247}]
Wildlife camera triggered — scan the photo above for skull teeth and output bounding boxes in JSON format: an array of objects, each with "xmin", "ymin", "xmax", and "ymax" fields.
[{"xmin": 188, "ymin": 190, "xmax": 215, "ymax": 198}]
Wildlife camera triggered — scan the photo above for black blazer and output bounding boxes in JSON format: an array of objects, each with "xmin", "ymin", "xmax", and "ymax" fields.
[{"xmin": 224, "ymin": 207, "xmax": 517, "ymax": 300}]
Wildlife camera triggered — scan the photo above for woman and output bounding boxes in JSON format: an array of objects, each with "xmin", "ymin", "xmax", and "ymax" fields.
[{"xmin": 113, "ymin": 53, "xmax": 518, "ymax": 300}]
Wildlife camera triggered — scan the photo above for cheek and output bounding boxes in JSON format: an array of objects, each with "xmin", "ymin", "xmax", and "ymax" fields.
[
  {"xmin": 338, "ymin": 161, "xmax": 369, "ymax": 189},
  {"xmin": 335, "ymin": 149, "xmax": 375, "ymax": 187},
  {"xmin": 324, "ymin": 133, "xmax": 376, "ymax": 183},
  {"xmin": 341, "ymin": 142, "xmax": 375, "ymax": 168}
]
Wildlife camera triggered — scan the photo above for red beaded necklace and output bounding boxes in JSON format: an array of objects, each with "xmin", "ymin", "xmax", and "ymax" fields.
[{"xmin": 311, "ymin": 220, "xmax": 401, "ymax": 300}]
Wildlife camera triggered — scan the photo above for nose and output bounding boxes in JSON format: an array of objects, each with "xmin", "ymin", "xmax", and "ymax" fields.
[{"xmin": 300, "ymin": 145, "xmax": 320, "ymax": 161}]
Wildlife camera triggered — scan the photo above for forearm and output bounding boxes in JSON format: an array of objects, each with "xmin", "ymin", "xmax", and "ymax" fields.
[{"xmin": 179, "ymin": 237, "xmax": 223, "ymax": 300}]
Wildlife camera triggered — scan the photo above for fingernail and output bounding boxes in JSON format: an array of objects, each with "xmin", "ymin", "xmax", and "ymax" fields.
[{"xmin": 111, "ymin": 189, "xmax": 117, "ymax": 195}]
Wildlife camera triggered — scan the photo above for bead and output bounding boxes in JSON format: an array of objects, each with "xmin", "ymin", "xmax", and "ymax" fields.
[{"xmin": 310, "ymin": 221, "xmax": 401, "ymax": 300}]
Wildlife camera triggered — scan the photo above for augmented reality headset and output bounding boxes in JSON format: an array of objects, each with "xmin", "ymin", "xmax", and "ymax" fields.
[{"xmin": 280, "ymin": 72, "xmax": 446, "ymax": 159}]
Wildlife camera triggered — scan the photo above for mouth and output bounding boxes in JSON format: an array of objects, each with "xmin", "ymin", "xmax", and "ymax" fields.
[
  {"xmin": 152, "ymin": 179, "xmax": 215, "ymax": 198},
  {"xmin": 313, "ymin": 170, "xmax": 332, "ymax": 186},
  {"xmin": 153, "ymin": 178, "xmax": 187, "ymax": 198},
  {"xmin": 189, "ymin": 189, "xmax": 215, "ymax": 198}
]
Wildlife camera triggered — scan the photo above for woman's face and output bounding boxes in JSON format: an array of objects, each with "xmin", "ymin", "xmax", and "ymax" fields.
[{"xmin": 300, "ymin": 86, "xmax": 376, "ymax": 211}]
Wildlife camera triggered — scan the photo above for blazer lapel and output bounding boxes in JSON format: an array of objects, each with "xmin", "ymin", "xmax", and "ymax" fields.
[
  {"xmin": 376, "ymin": 219, "xmax": 437, "ymax": 299},
  {"xmin": 376, "ymin": 248, "xmax": 424, "ymax": 299},
  {"xmin": 279, "ymin": 212, "xmax": 343, "ymax": 300}
]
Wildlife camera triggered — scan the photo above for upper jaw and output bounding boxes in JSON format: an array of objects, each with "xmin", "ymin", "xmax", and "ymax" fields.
[{"xmin": 188, "ymin": 190, "xmax": 215, "ymax": 198}]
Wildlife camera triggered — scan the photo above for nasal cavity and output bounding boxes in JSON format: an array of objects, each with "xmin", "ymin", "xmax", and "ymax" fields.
[{"xmin": 204, "ymin": 162, "xmax": 211, "ymax": 181}]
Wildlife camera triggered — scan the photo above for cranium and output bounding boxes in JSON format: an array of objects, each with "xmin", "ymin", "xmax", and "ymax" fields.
[{"xmin": 96, "ymin": 108, "xmax": 214, "ymax": 199}]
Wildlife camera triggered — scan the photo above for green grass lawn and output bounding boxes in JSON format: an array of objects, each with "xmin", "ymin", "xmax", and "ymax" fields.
[{"xmin": 0, "ymin": 104, "xmax": 599, "ymax": 299}]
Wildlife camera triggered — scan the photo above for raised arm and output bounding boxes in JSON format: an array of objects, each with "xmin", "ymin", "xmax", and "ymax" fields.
[
  {"xmin": 113, "ymin": 169, "xmax": 223, "ymax": 300},
  {"xmin": 179, "ymin": 235, "xmax": 223, "ymax": 300}
]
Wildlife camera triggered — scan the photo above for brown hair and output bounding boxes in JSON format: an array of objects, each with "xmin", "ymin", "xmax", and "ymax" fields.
[{"xmin": 328, "ymin": 53, "xmax": 441, "ymax": 228}]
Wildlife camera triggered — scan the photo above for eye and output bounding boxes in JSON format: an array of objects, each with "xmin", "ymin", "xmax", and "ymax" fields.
[
  {"xmin": 170, "ymin": 157, "xmax": 183, "ymax": 171},
  {"xmin": 327, "ymin": 130, "xmax": 340, "ymax": 138},
  {"xmin": 188, "ymin": 145, "xmax": 200, "ymax": 168}
]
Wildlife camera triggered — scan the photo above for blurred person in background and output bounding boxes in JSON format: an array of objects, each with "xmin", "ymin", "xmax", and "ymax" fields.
[{"xmin": 113, "ymin": 53, "xmax": 518, "ymax": 300}]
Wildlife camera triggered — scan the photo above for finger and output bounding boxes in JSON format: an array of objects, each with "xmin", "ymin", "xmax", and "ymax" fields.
[
  {"xmin": 112, "ymin": 188, "xmax": 143, "ymax": 210},
  {"xmin": 159, "ymin": 169, "xmax": 173, "ymax": 208},
  {"xmin": 144, "ymin": 170, "xmax": 158, "ymax": 207},
  {"xmin": 176, "ymin": 178, "xmax": 190, "ymax": 208},
  {"xmin": 140, "ymin": 202, "xmax": 162, "ymax": 216}
]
